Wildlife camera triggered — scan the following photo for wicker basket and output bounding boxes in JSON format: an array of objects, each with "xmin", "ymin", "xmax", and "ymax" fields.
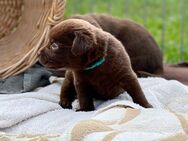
[{"xmin": 0, "ymin": 0, "xmax": 66, "ymax": 79}]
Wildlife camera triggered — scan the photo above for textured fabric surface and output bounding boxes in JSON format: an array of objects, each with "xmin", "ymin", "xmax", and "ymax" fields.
[
  {"xmin": 0, "ymin": 77, "xmax": 188, "ymax": 141},
  {"xmin": 0, "ymin": 64, "xmax": 51, "ymax": 94}
]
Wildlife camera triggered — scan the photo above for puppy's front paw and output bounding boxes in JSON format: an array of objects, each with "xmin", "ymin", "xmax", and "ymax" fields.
[
  {"xmin": 59, "ymin": 98, "xmax": 72, "ymax": 109},
  {"xmin": 76, "ymin": 104, "xmax": 95, "ymax": 112},
  {"xmin": 76, "ymin": 107, "xmax": 95, "ymax": 112}
]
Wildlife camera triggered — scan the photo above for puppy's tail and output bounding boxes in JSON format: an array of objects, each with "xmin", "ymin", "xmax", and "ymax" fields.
[{"xmin": 137, "ymin": 62, "xmax": 188, "ymax": 85}]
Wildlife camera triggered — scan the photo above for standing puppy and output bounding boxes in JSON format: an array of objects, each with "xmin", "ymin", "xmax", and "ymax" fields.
[{"xmin": 39, "ymin": 19, "xmax": 152, "ymax": 111}]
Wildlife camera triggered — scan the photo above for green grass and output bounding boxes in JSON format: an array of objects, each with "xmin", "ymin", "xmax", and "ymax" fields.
[{"xmin": 64, "ymin": 0, "xmax": 188, "ymax": 63}]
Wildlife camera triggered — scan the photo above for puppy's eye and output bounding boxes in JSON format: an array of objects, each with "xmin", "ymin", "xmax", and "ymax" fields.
[{"xmin": 51, "ymin": 43, "xmax": 59, "ymax": 51}]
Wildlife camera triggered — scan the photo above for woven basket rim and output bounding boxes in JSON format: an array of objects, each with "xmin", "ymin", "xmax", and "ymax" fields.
[{"xmin": 0, "ymin": 0, "xmax": 66, "ymax": 79}]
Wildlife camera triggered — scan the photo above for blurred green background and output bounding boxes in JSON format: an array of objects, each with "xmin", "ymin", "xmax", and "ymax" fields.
[{"xmin": 64, "ymin": 0, "xmax": 188, "ymax": 63}]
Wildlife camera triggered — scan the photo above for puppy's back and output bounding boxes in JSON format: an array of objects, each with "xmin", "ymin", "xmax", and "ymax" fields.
[{"xmin": 71, "ymin": 14, "xmax": 163, "ymax": 74}]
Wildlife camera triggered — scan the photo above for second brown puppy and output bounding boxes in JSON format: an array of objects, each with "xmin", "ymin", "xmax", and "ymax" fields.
[
  {"xmin": 70, "ymin": 14, "xmax": 163, "ymax": 76},
  {"xmin": 39, "ymin": 19, "xmax": 152, "ymax": 111}
]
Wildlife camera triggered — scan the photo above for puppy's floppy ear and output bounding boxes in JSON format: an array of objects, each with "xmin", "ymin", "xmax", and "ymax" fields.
[{"xmin": 71, "ymin": 30, "xmax": 95, "ymax": 56}]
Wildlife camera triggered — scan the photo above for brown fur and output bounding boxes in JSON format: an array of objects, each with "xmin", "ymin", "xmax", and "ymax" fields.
[
  {"xmin": 39, "ymin": 19, "xmax": 152, "ymax": 111},
  {"xmin": 163, "ymin": 64, "xmax": 188, "ymax": 85},
  {"xmin": 70, "ymin": 14, "xmax": 163, "ymax": 76},
  {"xmin": 70, "ymin": 14, "xmax": 188, "ymax": 85}
]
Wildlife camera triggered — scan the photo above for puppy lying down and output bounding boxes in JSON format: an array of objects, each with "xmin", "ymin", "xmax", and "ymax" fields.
[{"xmin": 39, "ymin": 19, "xmax": 152, "ymax": 111}]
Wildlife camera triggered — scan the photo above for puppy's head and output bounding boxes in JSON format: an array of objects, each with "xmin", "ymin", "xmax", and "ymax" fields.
[{"xmin": 39, "ymin": 19, "xmax": 107, "ymax": 71}]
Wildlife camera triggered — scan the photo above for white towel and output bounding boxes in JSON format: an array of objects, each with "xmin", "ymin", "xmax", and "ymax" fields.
[{"xmin": 0, "ymin": 77, "xmax": 188, "ymax": 141}]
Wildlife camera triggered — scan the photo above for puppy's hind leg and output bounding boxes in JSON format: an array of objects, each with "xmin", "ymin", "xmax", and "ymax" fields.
[
  {"xmin": 119, "ymin": 72, "xmax": 152, "ymax": 108},
  {"xmin": 59, "ymin": 71, "xmax": 76, "ymax": 109}
]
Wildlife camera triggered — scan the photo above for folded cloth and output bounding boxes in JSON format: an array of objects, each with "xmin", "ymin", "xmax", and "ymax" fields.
[
  {"xmin": 0, "ymin": 77, "xmax": 188, "ymax": 141},
  {"xmin": 65, "ymin": 103, "xmax": 188, "ymax": 141},
  {"xmin": 0, "ymin": 64, "xmax": 52, "ymax": 94}
]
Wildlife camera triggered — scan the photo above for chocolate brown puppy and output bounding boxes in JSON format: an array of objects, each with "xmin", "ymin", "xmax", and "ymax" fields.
[
  {"xmin": 39, "ymin": 19, "xmax": 152, "ymax": 111},
  {"xmin": 70, "ymin": 14, "xmax": 163, "ymax": 76}
]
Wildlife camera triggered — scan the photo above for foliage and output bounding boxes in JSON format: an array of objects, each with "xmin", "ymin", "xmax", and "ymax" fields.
[{"xmin": 64, "ymin": 0, "xmax": 188, "ymax": 63}]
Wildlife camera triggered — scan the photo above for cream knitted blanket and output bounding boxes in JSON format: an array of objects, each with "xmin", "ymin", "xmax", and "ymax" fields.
[{"xmin": 0, "ymin": 77, "xmax": 188, "ymax": 141}]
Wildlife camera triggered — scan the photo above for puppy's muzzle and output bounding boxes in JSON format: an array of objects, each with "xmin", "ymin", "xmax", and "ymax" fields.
[{"xmin": 38, "ymin": 49, "xmax": 49, "ymax": 65}]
